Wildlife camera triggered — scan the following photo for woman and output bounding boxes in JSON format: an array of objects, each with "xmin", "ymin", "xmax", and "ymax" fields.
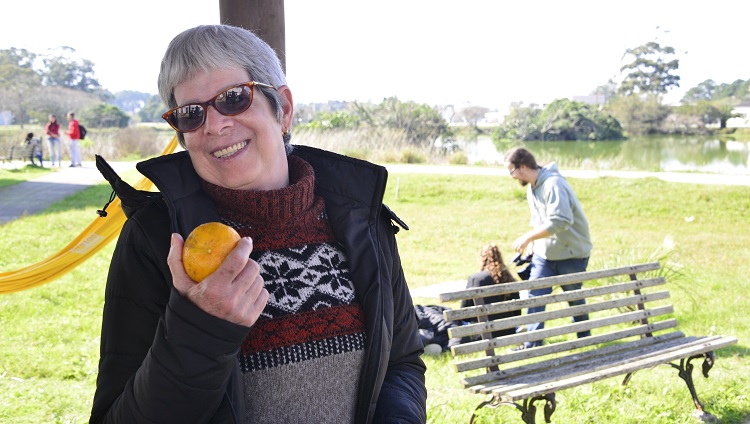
[
  {"xmin": 89, "ymin": 25, "xmax": 426, "ymax": 424},
  {"xmin": 460, "ymin": 244, "xmax": 520, "ymax": 338},
  {"xmin": 45, "ymin": 114, "xmax": 62, "ymax": 167}
]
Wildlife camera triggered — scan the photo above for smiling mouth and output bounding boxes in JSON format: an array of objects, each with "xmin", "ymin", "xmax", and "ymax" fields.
[{"xmin": 213, "ymin": 141, "xmax": 247, "ymax": 159}]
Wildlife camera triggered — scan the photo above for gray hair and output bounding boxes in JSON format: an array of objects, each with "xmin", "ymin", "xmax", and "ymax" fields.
[{"xmin": 158, "ymin": 25, "xmax": 291, "ymax": 147}]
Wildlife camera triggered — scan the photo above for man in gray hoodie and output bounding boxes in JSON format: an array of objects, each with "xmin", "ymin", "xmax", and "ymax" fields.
[{"xmin": 505, "ymin": 147, "xmax": 593, "ymax": 349}]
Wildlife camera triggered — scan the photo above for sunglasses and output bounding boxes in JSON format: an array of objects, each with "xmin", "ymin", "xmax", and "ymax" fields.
[{"xmin": 161, "ymin": 81, "xmax": 276, "ymax": 133}]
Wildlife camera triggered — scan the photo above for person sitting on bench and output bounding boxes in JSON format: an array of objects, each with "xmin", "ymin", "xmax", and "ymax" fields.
[{"xmin": 24, "ymin": 133, "xmax": 44, "ymax": 167}]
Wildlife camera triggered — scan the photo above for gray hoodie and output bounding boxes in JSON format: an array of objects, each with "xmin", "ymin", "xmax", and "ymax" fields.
[{"xmin": 528, "ymin": 162, "xmax": 592, "ymax": 260}]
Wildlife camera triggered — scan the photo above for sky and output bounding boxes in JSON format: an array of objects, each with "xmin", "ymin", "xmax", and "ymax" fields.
[{"xmin": 1, "ymin": 0, "xmax": 748, "ymax": 111}]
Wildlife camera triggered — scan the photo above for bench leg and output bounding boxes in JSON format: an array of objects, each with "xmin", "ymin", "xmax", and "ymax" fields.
[
  {"xmin": 469, "ymin": 393, "xmax": 556, "ymax": 424},
  {"xmin": 670, "ymin": 352, "xmax": 716, "ymax": 413}
]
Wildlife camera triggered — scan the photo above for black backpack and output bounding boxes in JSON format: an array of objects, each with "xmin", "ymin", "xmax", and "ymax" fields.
[{"xmin": 79, "ymin": 124, "xmax": 87, "ymax": 140}]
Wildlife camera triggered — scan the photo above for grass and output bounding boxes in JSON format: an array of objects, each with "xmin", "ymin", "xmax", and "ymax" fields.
[
  {"xmin": 0, "ymin": 172, "xmax": 749, "ymax": 423},
  {"xmin": 0, "ymin": 164, "xmax": 54, "ymax": 189}
]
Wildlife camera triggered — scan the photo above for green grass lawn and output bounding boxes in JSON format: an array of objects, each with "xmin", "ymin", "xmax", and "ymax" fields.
[
  {"xmin": 0, "ymin": 172, "xmax": 748, "ymax": 423},
  {"xmin": 0, "ymin": 164, "xmax": 54, "ymax": 189}
]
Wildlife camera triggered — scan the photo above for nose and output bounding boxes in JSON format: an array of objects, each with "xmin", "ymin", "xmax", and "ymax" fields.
[{"xmin": 202, "ymin": 104, "xmax": 232, "ymax": 134}]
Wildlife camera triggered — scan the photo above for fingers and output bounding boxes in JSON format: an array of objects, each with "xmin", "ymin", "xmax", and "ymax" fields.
[
  {"xmin": 208, "ymin": 237, "xmax": 254, "ymax": 284},
  {"xmin": 239, "ymin": 274, "xmax": 270, "ymax": 327},
  {"xmin": 169, "ymin": 234, "xmax": 269, "ymax": 327},
  {"xmin": 168, "ymin": 233, "xmax": 194, "ymax": 295}
]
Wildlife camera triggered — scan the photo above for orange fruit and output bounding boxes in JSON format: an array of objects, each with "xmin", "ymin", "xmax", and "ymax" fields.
[{"xmin": 182, "ymin": 222, "xmax": 241, "ymax": 282}]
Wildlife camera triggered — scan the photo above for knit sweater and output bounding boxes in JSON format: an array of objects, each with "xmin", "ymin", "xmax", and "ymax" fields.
[{"xmin": 202, "ymin": 156, "xmax": 366, "ymax": 423}]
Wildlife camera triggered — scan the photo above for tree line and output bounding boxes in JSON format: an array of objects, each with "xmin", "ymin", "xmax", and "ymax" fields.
[{"xmin": 1, "ymin": 41, "xmax": 748, "ymax": 144}]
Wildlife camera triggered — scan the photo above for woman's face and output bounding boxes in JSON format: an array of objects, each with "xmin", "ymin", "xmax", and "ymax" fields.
[{"xmin": 174, "ymin": 67, "xmax": 293, "ymax": 191}]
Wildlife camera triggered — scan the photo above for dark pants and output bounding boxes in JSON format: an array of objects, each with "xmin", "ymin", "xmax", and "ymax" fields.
[{"xmin": 523, "ymin": 255, "xmax": 590, "ymax": 348}]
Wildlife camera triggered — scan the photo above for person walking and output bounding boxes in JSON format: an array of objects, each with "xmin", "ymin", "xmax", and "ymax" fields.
[
  {"xmin": 45, "ymin": 114, "xmax": 62, "ymax": 167},
  {"xmin": 505, "ymin": 147, "xmax": 593, "ymax": 349},
  {"xmin": 66, "ymin": 112, "xmax": 82, "ymax": 167}
]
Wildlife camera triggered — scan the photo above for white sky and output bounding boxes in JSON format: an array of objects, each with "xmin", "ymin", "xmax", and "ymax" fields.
[{"xmin": 1, "ymin": 0, "xmax": 748, "ymax": 111}]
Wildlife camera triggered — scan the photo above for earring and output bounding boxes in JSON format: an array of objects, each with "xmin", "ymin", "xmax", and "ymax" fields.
[{"xmin": 282, "ymin": 128, "xmax": 289, "ymax": 137}]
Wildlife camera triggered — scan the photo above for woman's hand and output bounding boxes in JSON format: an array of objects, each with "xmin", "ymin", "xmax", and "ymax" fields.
[{"xmin": 167, "ymin": 233, "xmax": 269, "ymax": 327}]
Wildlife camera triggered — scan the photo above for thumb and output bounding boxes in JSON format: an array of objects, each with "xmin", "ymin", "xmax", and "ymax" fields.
[{"xmin": 167, "ymin": 233, "xmax": 194, "ymax": 293}]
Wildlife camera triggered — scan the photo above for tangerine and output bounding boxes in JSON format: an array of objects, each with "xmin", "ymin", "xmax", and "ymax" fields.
[{"xmin": 182, "ymin": 222, "xmax": 241, "ymax": 283}]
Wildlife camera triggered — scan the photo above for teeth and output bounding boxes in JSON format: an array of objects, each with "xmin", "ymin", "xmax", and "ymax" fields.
[{"xmin": 213, "ymin": 141, "xmax": 247, "ymax": 158}]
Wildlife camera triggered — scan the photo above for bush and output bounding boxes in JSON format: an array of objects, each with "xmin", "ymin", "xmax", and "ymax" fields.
[
  {"xmin": 448, "ymin": 151, "xmax": 468, "ymax": 165},
  {"xmin": 400, "ymin": 148, "xmax": 426, "ymax": 164},
  {"xmin": 79, "ymin": 126, "xmax": 174, "ymax": 161}
]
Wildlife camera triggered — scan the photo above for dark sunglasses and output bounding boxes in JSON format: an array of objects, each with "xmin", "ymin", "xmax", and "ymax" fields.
[{"xmin": 161, "ymin": 81, "xmax": 276, "ymax": 133}]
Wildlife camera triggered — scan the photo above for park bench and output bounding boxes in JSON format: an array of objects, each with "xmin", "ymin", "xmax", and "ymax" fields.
[
  {"xmin": 439, "ymin": 262, "xmax": 738, "ymax": 424},
  {"xmin": 0, "ymin": 144, "xmax": 40, "ymax": 167},
  {"xmin": 21, "ymin": 143, "xmax": 41, "ymax": 165},
  {"xmin": 0, "ymin": 145, "xmax": 18, "ymax": 167}
]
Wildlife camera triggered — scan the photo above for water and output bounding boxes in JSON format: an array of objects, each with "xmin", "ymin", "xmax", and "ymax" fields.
[{"xmin": 460, "ymin": 135, "xmax": 750, "ymax": 175}]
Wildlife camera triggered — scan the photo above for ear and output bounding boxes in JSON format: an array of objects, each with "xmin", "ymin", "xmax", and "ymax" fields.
[{"xmin": 278, "ymin": 85, "xmax": 294, "ymax": 130}]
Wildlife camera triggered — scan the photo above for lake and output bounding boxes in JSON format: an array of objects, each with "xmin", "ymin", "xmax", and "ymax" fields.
[{"xmin": 460, "ymin": 135, "xmax": 750, "ymax": 175}]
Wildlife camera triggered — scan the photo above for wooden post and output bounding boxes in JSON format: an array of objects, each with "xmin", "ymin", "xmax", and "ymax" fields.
[{"xmin": 219, "ymin": 0, "xmax": 286, "ymax": 73}]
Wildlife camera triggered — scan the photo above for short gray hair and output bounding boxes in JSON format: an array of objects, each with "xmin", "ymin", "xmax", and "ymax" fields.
[{"xmin": 158, "ymin": 25, "xmax": 290, "ymax": 147}]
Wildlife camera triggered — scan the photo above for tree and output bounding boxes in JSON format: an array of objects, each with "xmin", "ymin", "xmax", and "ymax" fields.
[
  {"xmin": 41, "ymin": 47, "xmax": 101, "ymax": 93},
  {"xmin": 0, "ymin": 48, "xmax": 37, "ymax": 68},
  {"xmin": 618, "ymin": 42, "xmax": 680, "ymax": 96},
  {"xmin": 682, "ymin": 79, "xmax": 716, "ymax": 102},
  {"xmin": 369, "ymin": 98, "xmax": 447, "ymax": 147},
  {"xmin": 498, "ymin": 102, "xmax": 541, "ymax": 141},
  {"xmin": 138, "ymin": 95, "xmax": 168, "ymax": 123},
  {"xmin": 455, "ymin": 106, "xmax": 489, "ymax": 129},
  {"xmin": 704, "ymin": 99, "xmax": 741, "ymax": 130},
  {"xmin": 81, "ymin": 103, "xmax": 130, "ymax": 128},
  {"xmin": 300, "ymin": 98, "xmax": 450, "ymax": 148},
  {"xmin": 590, "ymin": 80, "xmax": 618, "ymax": 104},
  {"xmin": 606, "ymin": 94, "xmax": 670, "ymax": 135},
  {"xmin": 113, "ymin": 90, "xmax": 152, "ymax": 114},
  {"xmin": 682, "ymin": 78, "xmax": 748, "ymax": 103},
  {"xmin": 0, "ymin": 64, "xmax": 43, "ymax": 126},
  {"xmin": 713, "ymin": 79, "xmax": 750, "ymax": 99},
  {"xmin": 496, "ymin": 101, "xmax": 623, "ymax": 141},
  {"xmin": 538, "ymin": 99, "xmax": 624, "ymax": 141}
]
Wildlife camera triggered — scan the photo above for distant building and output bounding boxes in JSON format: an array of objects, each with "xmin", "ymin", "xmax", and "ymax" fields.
[
  {"xmin": 572, "ymin": 95, "xmax": 607, "ymax": 107},
  {"xmin": 0, "ymin": 111, "xmax": 12, "ymax": 125},
  {"xmin": 727, "ymin": 98, "xmax": 750, "ymax": 128}
]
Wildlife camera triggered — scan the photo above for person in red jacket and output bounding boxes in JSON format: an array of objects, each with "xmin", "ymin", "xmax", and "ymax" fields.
[{"xmin": 66, "ymin": 111, "xmax": 82, "ymax": 167}]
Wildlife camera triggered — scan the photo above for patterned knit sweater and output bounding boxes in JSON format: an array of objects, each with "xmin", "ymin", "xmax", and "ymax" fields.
[{"xmin": 202, "ymin": 156, "xmax": 366, "ymax": 424}]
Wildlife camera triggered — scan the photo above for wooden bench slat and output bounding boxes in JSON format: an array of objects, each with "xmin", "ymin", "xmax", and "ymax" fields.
[
  {"xmin": 486, "ymin": 335, "xmax": 734, "ymax": 398},
  {"xmin": 448, "ymin": 290, "xmax": 670, "ymax": 339},
  {"xmin": 462, "ymin": 331, "xmax": 686, "ymax": 387},
  {"xmin": 439, "ymin": 261, "xmax": 661, "ymax": 302},
  {"xmin": 444, "ymin": 276, "xmax": 666, "ymax": 321},
  {"xmin": 472, "ymin": 334, "xmax": 718, "ymax": 392},
  {"xmin": 452, "ymin": 305, "xmax": 674, "ymax": 360},
  {"xmin": 455, "ymin": 318, "xmax": 679, "ymax": 372},
  {"xmin": 494, "ymin": 335, "xmax": 738, "ymax": 401}
]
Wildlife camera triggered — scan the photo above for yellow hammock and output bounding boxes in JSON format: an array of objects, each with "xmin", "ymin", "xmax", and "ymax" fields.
[{"xmin": 0, "ymin": 135, "xmax": 179, "ymax": 294}]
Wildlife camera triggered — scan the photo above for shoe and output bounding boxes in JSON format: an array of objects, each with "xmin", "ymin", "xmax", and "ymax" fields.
[{"xmin": 509, "ymin": 344, "xmax": 528, "ymax": 352}]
